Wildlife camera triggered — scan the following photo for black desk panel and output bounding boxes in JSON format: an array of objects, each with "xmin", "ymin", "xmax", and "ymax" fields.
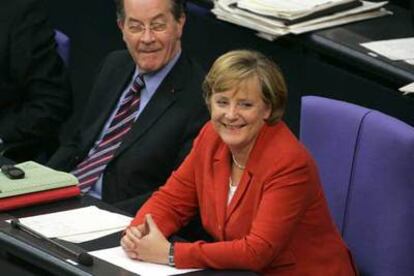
[
  {"xmin": 0, "ymin": 155, "xmax": 14, "ymax": 166},
  {"xmin": 307, "ymin": 4, "xmax": 414, "ymax": 87}
]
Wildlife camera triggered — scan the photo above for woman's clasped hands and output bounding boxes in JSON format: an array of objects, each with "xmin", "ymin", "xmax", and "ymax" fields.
[{"xmin": 120, "ymin": 214, "xmax": 171, "ymax": 265}]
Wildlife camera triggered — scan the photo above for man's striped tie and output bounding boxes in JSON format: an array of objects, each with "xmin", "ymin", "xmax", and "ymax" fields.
[{"xmin": 72, "ymin": 75, "xmax": 145, "ymax": 191}]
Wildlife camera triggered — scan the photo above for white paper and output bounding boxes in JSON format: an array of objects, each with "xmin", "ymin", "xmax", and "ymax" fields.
[
  {"xmin": 405, "ymin": 59, "xmax": 414, "ymax": 65},
  {"xmin": 90, "ymin": 246, "xmax": 201, "ymax": 276},
  {"xmin": 238, "ymin": 0, "xmax": 355, "ymax": 19},
  {"xmin": 59, "ymin": 228, "xmax": 125, "ymax": 243},
  {"xmin": 399, "ymin": 82, "xmax": 414, "ymax": 95},
  {"xmin": 291, "ymin": 9, "xmax": 390, "ymax": 34},
  {"xmin": 17, "ymin": 206, "xmax": 132, "ymax": 240},
  {"xmin": 361, "ymin": 37, "xmax": 414, "ymax": 61}
]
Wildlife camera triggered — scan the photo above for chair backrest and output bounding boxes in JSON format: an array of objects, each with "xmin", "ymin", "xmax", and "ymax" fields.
[
  {"xmin": 300, "ymin": 96, "xmax": 370, "ymax": 231},
  {"xmin": 300, "ymin": 96, "xmax": 414, "ymax": 276},
  {"xmin": 54, "ymin": 30, "xmax": 70, "ymax": 66}
]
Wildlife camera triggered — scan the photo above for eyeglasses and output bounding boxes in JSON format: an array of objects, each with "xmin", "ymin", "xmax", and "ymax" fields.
[{"xmin": 128, "ymin": 22, "xmax": 168, "ymax": 35}]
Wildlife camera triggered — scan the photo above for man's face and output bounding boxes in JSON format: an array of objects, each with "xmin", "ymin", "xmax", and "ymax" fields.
[{"xmin": 118, "ymin": 0, "xmax": 185, "ymax": 73}]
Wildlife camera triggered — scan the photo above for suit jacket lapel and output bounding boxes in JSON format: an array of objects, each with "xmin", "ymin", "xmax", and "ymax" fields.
[
  {"xmin": 114, "ymin": 54, "xmax": 187, "ymax": 158},
  {"xmin": 82, "ymin": 57, "xmax": 135, "ymax": 150}
]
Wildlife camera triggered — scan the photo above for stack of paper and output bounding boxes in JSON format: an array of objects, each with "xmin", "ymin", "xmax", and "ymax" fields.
[
  {"xmin": 17, "ymin": 206, "xmax": 132, "ymax": 243},
  {"xmin": 237, "ymin": 0, "xmax": 359, "ymax": 20},
  {"xmin": 212, "ymin": 0, "xmax": 391, "ymax": 40}
]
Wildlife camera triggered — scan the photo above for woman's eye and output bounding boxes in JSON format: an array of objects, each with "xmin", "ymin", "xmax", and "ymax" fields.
[
  {"xmin": 216, "ymin": 100, "xmax": 227, "ymax": 106},
  {"xmin": 239, "ymin": 102, "xmax": 253, "ymax": 108}
]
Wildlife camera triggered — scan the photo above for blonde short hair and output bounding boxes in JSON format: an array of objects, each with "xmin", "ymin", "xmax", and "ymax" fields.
[{"xmin": 202, "ymin": 50, "xmax": 287, "ymax": 125}]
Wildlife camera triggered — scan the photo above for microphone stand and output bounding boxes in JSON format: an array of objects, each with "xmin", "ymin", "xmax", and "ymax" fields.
[{"xmin": 10, "ymin": 218, "xmax": 94, "ymax": 266}]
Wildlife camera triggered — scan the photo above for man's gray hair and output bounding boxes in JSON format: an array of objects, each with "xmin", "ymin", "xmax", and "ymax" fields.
[{"xmin": 114, "ymin": 0, "xmax": 186, "ymax": 21}]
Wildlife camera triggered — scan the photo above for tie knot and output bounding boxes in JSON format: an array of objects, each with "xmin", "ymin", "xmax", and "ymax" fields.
[{"xmin": 131, "ymin": 74, "xmax": 145, "ymax": 94}]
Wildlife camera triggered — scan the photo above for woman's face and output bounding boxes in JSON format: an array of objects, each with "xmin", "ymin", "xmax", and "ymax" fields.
[{"xmin": 210, "ymin": 76, "xmax": 271, "ymax": 154}]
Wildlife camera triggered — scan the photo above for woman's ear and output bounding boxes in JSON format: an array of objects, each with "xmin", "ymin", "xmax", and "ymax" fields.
[{"xmin": 263, "ymin": 103, "xmax": 272, "ymax": 120}]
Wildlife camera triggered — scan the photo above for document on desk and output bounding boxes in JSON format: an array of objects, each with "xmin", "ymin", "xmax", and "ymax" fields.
[
  {"xmin": 399, "ymin": 82, "xmax": 414, "ymax": 95},
  {"xmin": 90, "ymin": 246, "xmax": 201, "ymax": 276},
  {"xmin": 361, "ymin": 37, "xmax": 414, "ymax": 61},
  {"xmin": 237, "ymin": 0, "xmax": 357, "ymax": 20},
  {"xmin": 16, "ymin": 206, "xmax": 132, "ymax": 243}
]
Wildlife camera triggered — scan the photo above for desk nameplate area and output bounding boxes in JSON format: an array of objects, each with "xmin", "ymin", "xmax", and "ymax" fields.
[{"xmin": 0, "ymin": 218, "xmax": 135, "ymax": 276}]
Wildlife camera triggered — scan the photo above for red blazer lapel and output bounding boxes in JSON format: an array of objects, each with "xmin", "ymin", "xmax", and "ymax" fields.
[
  {"xmin": 225, "ymin": 125, "xmax": 268, "ymax": 221},
  {"xmin": 226, "ymin": 171, "xmax": 253, "ymax": 221},
  {"xmin": 213, "ymin": 145, "xmax": 231, "ymax": 231}
]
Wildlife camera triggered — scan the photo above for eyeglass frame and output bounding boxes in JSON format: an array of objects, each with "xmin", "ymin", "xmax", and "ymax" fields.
[{"xmin": 125, "ymin": 20, "xmax": 169, "ymax": 35}]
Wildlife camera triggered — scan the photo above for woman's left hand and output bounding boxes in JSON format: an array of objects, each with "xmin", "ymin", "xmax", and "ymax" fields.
[{"xmin": 122, "ymin": 214, "xmax": 171, "ymax": 265}]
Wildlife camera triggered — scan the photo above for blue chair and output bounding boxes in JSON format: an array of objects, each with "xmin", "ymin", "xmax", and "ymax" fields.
[
  {"xmin": 300, "ymin": 95, "xmax": 370, "ymax": 231},
  {"xmin": 54, "ymin": 30, "xmax": 70, "ymax": 65},
  {"xmin": 300, "ymin": 96, "xmax": 414, "ymax": 276}
]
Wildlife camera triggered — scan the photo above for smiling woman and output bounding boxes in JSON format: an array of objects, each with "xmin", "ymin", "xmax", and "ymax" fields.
[
  {"xmin": 209, "ymin": 77, "xmax": 271, "ymax": 163},
  {"xmin": 122, "ymin": 50, "xmax": 358, "ymax": 275},
  {"xmin": 203, "ymin": 50, "xmax": 287, "ymax": 171}
]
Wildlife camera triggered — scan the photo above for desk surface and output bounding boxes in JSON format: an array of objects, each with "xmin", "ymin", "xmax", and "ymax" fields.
[
  {"xmin": 307, "ymin": 4, "xmax": 414, "ymax": 86},
  {"xmin": 0, "ymin": 196, "xmax": 256, "ymax": 276}
]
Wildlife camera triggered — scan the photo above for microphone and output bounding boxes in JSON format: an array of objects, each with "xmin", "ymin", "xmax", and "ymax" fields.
[{"xmin": 10, "ymin": 219, "xmax": 94, "ymax": 266}]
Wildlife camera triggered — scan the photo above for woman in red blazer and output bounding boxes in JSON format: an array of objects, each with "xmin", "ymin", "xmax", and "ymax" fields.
[{"xmin": 121, "ymin": 50, "xmax": 357, "ymax": 275}]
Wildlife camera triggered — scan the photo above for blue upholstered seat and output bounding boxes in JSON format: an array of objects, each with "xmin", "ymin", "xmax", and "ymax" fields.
[
  {"xmin": 300, "ymin": 96, "xmax": 414, "ymax": 276},
  {"xmin": 54, "ymin": 30, "xmax": 70, "ymax": 65}
]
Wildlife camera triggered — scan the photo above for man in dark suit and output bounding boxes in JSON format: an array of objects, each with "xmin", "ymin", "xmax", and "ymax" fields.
[
  {"xmin": 0, "ymin": 0, "xmax": 72, "ymax": 162},
  {"xmin": 48, "ymin": 0, "xmax": 209, "ymax": 215}
]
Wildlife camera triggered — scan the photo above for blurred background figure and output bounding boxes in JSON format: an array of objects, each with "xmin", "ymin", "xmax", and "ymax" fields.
[{"xmin": 0, "ymin": 0, "xmax": 72, "ymax": 163}]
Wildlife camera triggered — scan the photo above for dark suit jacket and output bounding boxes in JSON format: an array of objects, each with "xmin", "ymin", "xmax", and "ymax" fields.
[
  {"xmin": 0, "ymin": 0, "xmax": 71, "ymax": 156},
  {"xmin": 48, "ymin": 50, "xmax": 209, "ymax": 213},
  {"xmin": 132, "ymin": 122, "xmax": 357, "ymax": 275}
]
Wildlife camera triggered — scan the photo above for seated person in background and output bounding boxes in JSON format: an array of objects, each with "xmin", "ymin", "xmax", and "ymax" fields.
[
  {"xmin": 0, "ymin": 0, "xmax": 72, "ymax": 163},
  {"xmin": 121, "ymin": 50, "xmax": 358, "ymax": 275},
  {"xmin": 47, "ymin": 0, "xmax": 208, "ymax": 215}
]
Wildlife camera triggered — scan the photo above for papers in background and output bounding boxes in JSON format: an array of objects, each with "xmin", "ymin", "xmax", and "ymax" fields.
[
  {"xmin": 212, "ymin": 0, "xmax": 391, "ymax": 40},
  {"xmin": 237, "ymin": 0, "xmax": 357, "ymax": 20},
  {"xmin": 399, "ymin": 82, "xmax": 414, "ymax": 95},
  {"xmin": 90, "ymin": 246, "xmax": 201, "ymax": 276},
  {"xmin": 405, "ymin": 59, "xmax": 414, "ymax": 65},
  {"xmin": 361, "ymin": 37, "xmax": 414, "ymax": 61},
  {"xmin": 360, "ymin": 38, "xmax": 414, "ymax": 96},
  {"xmin": 17, "ymin": 206, "xmax": 132, "ymax": 243}
]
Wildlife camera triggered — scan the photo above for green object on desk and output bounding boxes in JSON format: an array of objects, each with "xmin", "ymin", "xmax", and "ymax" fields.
[{"xmin": 0, "ymin": 161, "xmax": 78, "ymax": 198}]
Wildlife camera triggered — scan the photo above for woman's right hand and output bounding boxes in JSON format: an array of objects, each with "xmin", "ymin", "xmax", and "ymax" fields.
[{"xmin": 120, "ymin": 223, "xmax": 148, "ymax": 259}]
